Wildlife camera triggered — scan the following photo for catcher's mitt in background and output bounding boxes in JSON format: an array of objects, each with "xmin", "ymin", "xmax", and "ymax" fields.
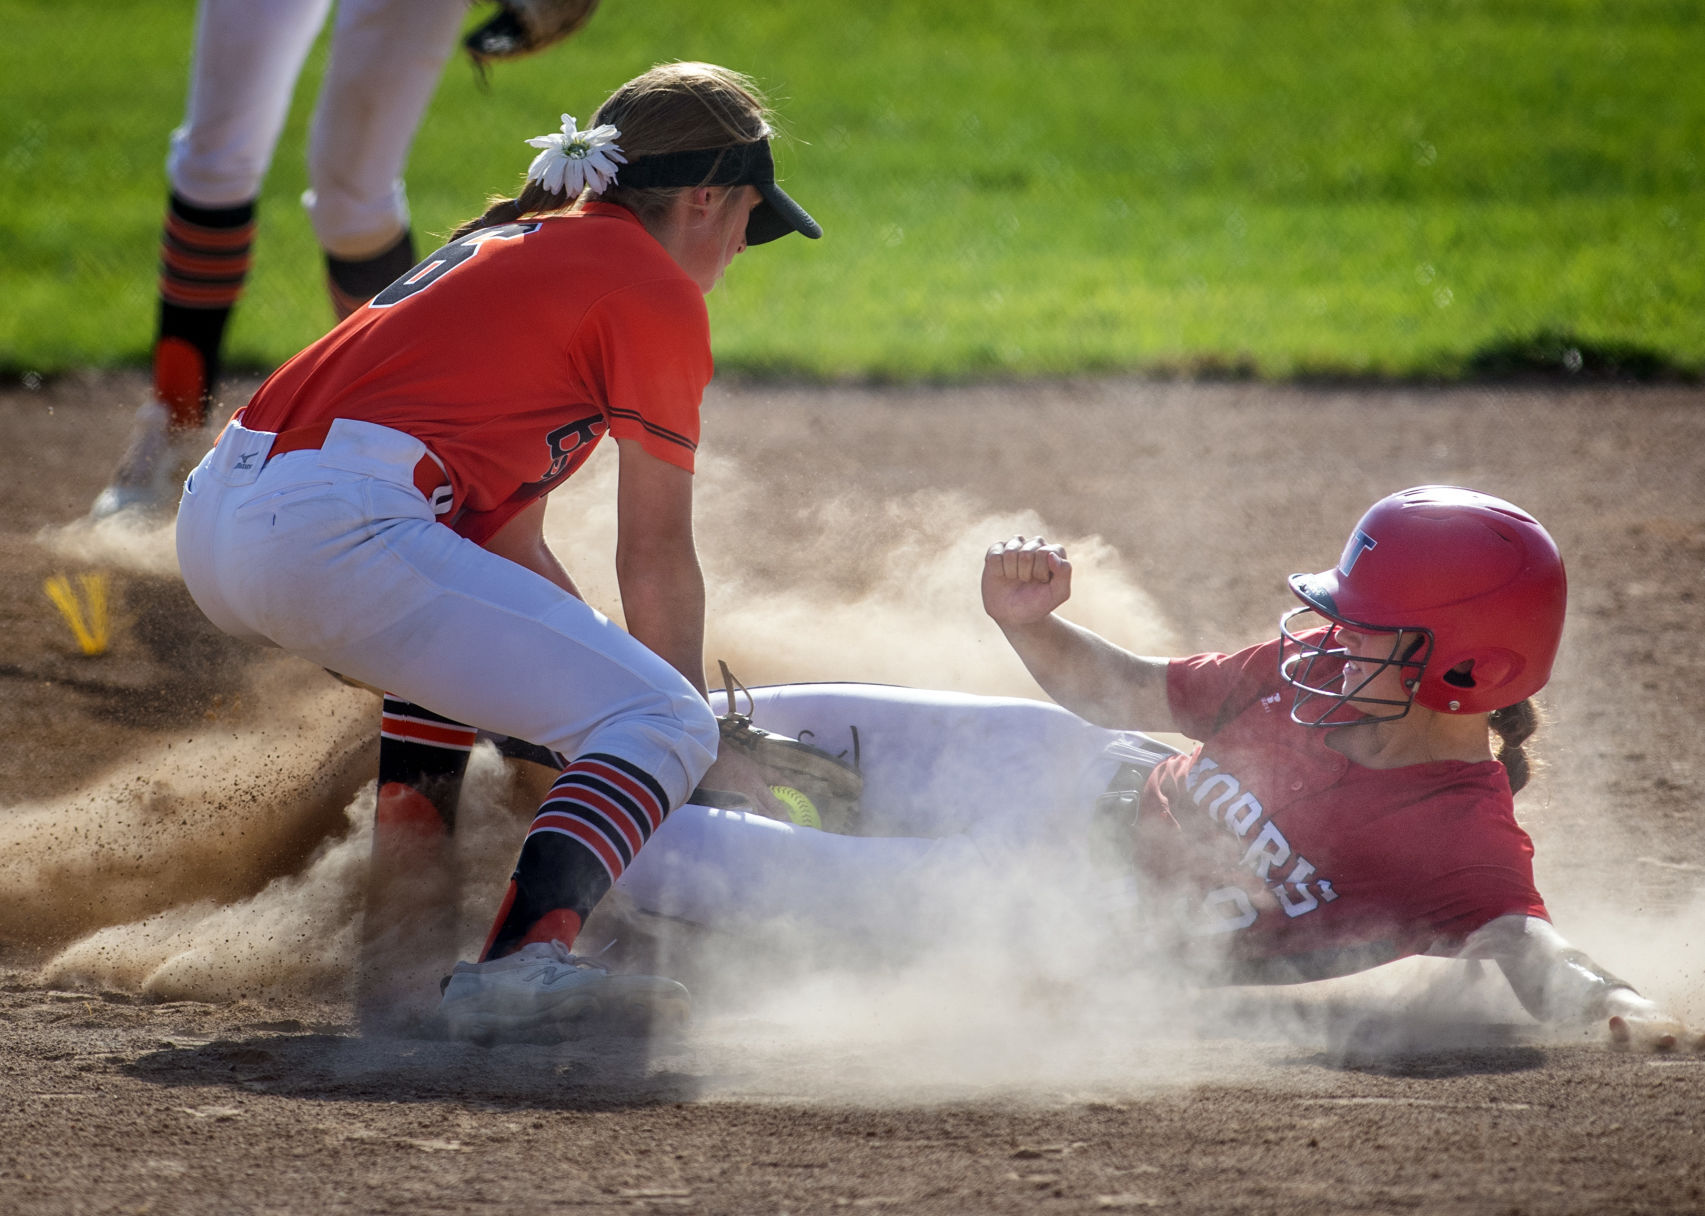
[
  {"xmin": 706, "ymin": 662, "xmax": 865, "ymax": 833},
  {"xmin": 465, "ymin": 0, "xmax": 600, "ymax": 64}
]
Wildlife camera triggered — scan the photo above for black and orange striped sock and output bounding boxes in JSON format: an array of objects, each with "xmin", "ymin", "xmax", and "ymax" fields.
[
  {"xmin": 377, "ymin": 695, "xmax": 479, "ymax": 836},
  {"xmin": 155, "ymin": 193, "xmax": 256, "ymax": 430},
  {"xmin": 479, "ymin": 753, "xmax": 671, "ymax": 961},
  {"xmin": 325, "ymin": 229, "xmax": 416, "ymax": 321}
]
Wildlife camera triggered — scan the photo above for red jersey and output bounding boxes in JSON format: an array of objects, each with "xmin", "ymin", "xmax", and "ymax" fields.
[
  {"xmin": 1132, "ymin": 635, "xmax": 1548, "ymax": 982},
  {"xmin": 240, "ymin": 204, "xmax": 712, "ymax": 543}
]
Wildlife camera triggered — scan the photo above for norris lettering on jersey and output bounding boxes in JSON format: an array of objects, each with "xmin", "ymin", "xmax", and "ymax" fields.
[{"xmin": 1182, "ymin": 756, "xmax": 1338, "ymax": 933}]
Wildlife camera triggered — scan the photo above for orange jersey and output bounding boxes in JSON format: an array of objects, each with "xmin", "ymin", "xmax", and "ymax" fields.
[{"xmin": 240, "ymin": 203, "xmax": 711, "ymax": 542}]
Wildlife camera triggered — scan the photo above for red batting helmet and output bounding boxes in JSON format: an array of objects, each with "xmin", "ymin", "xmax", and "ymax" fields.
[{"xmin": 1279, "ymin": 485, "xmax": 1567, "ymax": 722}]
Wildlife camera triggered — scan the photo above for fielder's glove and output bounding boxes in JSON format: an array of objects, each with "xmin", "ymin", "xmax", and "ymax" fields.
[
  {"xmin": 707, "ymin": 662, "xmax": 864, "ymax": 833},
  {"xmin": 465, "ymin": 0, "xmax": 600, "ymax": 65}
]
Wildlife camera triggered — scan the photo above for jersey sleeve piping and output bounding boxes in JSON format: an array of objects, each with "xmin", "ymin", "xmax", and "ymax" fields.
[{"xmin": 607, "ymin": 404, "xmax": 698, "ymax": 453}]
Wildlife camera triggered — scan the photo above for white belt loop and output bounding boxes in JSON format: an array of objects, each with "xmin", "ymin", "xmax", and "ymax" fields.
[{"xmin": 210, "ymin": 420, "xmax": 278, "ymax": 486}]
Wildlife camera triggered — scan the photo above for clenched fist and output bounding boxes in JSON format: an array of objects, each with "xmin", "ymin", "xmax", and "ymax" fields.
[{"xmin": 982, "ymin": 535, "xmax": 1072, "ymax": 629}]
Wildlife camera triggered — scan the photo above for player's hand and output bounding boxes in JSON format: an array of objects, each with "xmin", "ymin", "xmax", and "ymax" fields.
[
  {"xmin": 982, "ymin": 535, "xmax": 1071, "ymax": 627},
  {"xmin": 1604, "ymin": 989, "xmax": 1705, "ymax": 1052},
  {"xmin": 699, "ymin": 747, "xmax": 792, "ymax": 820}
]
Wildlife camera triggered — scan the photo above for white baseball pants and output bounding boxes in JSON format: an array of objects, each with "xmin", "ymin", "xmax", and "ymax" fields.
[
  {"xmin": 616, "ymin": 683, "xmax": 1164, "ymax": 946},
  {"xmin": 175, "ymin": 418, "xmax": 718, "ymax": 808}
]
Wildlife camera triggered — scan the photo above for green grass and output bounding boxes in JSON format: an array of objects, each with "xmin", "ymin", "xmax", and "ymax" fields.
[{"xmin": 3, "ymin": 0, "xmax": 1702, "ymax": 381}]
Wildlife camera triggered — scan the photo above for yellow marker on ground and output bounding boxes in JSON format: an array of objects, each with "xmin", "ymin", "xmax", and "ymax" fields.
[{"xmin": 44, "ymin": 572, "xmax": 111, "ymax": 656}]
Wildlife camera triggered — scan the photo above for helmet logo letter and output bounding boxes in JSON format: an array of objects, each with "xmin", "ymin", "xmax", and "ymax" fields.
[
  {"xmin": 1282, "ymin": 486, "xmax": 1567, "ymax": 720},
  {"xmin": 1338, "ymin": 529, "xmax": 1377, "ymax": 576}
]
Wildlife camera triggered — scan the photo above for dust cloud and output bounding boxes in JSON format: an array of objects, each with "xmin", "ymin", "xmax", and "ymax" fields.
[
  {"xmin": 16, "ymin": 451, "xmax": 1173, "ymax": 982},
  {"xmin": 36, "ymin": 490, "xmax": 195, "ymax": 579},
  {"xmin": 1539, "ymin": 887, "xmax": 1705, "ymax": 1029},
  {"xmin": 0, "ymin": 663, "xmax": 374, "ymax": 957},
  {"xmin": 9, "ymin": 447, "xmax": 1702, "ymax": 1095},
  {"xmin": 562, "ymin": 447, "xmax": 1180, "ymax": 697},
  {"xmin": 39, "ymin": 799, "xmax": 369, "ymax": 1002}
]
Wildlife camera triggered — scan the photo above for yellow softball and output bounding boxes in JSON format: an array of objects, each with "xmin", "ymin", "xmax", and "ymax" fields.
[{"xmin": 769, "ymin": 785, "xmax": 821, "ymax": 829}]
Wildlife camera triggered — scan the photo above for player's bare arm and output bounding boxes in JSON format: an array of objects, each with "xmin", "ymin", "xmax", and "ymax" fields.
[
  {"xmin": 483, "ymin": 496, "xmax": 584, "ymax": 599},
  {"xmin": 1463, "ymin": 914, "xmax": 1704, "ymax": 1052},
  {"xmin": 614, "ymin": 438, "xmax": 708, "ymax": 697},
  {"xmin": 982, "ymin": 535, "xmax": 1175, "ymax": 732}
]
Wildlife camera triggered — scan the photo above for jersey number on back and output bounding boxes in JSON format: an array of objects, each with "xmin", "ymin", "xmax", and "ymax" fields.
[{"xmin": 370, "ymin": 223, "xmax": 540, "ymax": 308}]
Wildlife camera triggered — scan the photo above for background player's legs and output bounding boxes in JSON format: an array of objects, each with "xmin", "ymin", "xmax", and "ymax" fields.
[
  {"xmin": 94, "ymin": 0, "xmax": 331, "ymax": 517},
  {"xmin": 169, "ymin": 0, "xmax": 333, "ymax": 211},
  {"xmin": 151, "ymin": 195, "xmax": 255, "ymax": 433},
  {"xmin": 160, "ymin": 0, "xmax": 332, "ymax": 418},
  {"xmin": 307, "ymin": 0, "xmax": 466, "ymax": 316}
]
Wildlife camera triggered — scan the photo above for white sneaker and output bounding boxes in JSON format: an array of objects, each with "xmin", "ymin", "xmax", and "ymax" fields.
[
  {"xmin": 437, "ymin": 940, "xmax": 690, "ymax": 1045},
  {"xmin": 89, "ymin": 399, "xmax": 207, "ymax": 519}
]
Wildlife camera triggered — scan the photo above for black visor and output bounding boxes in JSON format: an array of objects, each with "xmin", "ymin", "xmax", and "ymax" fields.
[{"xmin": 617, "ymin": 139, "xmax": 821, "ymax": 245}]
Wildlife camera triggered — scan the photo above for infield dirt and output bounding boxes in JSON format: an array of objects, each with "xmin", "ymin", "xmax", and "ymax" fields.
[{"xmin": 1, "ymin": 373, "xmax": 1702, "ymax": 1214}]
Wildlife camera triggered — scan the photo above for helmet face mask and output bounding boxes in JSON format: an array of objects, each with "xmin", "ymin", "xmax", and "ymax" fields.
[
  {"xmin": 1279, "ymin": 607, "xmax": 1433, "ymax": 726},
  {"xmin": 1278, "ymin": 486, "xmax": 1567, "ymax": 725}
]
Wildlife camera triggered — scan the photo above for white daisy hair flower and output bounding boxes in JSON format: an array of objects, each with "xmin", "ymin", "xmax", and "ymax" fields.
[{"xmin": 524, "ymin": 114, "xmax": 626, "ymax": 198}]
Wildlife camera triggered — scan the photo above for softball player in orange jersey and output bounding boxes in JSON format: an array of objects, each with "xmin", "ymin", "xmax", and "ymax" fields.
[{"xmin": 175, "ymin": 62, "xmax": 821, "ymax": 1042}]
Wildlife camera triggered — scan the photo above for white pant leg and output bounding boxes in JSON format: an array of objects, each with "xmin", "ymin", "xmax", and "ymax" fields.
[
  {"xmin": 304, "ymin": 0, "xmax": 466, "ymax": 256},
  {"xmin": 616, "ymin": 684, "xmax": 1148, "ymax": 942},
  {"xmin": 167, "ymin": 0, "xmax": 334, "ymax": 207},
  {"xmin": 176, "ymin": 420, "xmax": 717, "ymax": 805},
  {"xmin": 711, "ymin": 682, "xmax": 1125, "ymax": 842},
  {"xmin": 615, "ymin": 804, "xmax": 987, "ymax": 945}
]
